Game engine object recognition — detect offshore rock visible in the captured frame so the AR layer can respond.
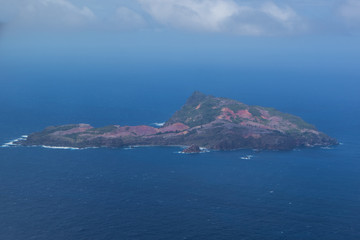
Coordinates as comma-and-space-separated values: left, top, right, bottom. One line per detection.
182, 145, 201, 153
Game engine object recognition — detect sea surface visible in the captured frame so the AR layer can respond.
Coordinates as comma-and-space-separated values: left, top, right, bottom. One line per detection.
0, 60, 359, 239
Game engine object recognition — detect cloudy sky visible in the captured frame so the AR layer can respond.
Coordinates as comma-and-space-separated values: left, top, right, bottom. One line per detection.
1, 0, 359, 77
1, 0, 360, 35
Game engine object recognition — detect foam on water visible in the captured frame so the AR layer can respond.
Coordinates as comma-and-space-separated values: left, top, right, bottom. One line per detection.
240, 155, 254, 160
41, 145, 81, 150
321, 146, 334, 150
176, 147, 210, 154
124, 146, 135, 150
152, 122, 165, 127
1, 135, 83, 150
1, 135, 28, 147
199, 147, 210, 153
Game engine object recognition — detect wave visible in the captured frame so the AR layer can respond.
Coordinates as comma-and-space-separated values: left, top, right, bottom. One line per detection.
124, 147, 136, 150
321, 146, 334, 150
1, 135, 83, 150
240, 155, 254, 160
40, 145, 81, 150
199, 147, 210, 153
1, 135, 28, 147
175, 147, 210, 154
152, 122, 165, 127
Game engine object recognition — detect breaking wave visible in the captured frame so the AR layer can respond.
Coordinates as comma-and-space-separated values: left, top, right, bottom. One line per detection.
240, 155, 254, 160
176, 147, 210, 154
152, 122, 165, 127
1, 135, 28, 147
41, 145, 80, 150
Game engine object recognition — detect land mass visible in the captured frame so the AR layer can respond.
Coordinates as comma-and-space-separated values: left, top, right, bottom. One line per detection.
20, 91, 337, 151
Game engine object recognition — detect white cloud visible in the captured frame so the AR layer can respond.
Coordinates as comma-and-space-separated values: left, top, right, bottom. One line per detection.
338, 0, 360, 23
261, 2, 299, 29
138, 0, 306, 35
111, 7, 146, 29
1, 0, 359, 35
14, 0, 96, 29
138, 0, 241, 32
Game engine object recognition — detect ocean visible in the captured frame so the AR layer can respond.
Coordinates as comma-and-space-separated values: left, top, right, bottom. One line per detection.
0, 58, 359, 239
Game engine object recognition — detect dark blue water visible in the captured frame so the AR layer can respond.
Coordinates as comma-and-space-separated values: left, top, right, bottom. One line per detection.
0, 58, 359, 239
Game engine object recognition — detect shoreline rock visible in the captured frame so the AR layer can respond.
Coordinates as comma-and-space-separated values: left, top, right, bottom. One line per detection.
182, 145, 201, 153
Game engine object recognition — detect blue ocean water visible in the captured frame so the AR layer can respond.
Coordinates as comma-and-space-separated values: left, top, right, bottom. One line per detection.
0, 57, 360, 239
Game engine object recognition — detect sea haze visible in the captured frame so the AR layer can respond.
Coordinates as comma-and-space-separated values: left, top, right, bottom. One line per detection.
0, 32, 359, 240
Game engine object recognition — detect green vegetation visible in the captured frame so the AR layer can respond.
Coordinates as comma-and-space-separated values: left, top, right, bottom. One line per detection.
43, 124, 80, 134
227, 103, 247, 112
87, 125, 118, 134
186, 129, 198, 135
167, 95, 222, 127
265, 107, 316, 130
186, 91, 207, 106
63, 133, 81, 140
248, 106, 262, 117
231, 117, 243, 124
212, 122, 225, 126
285, 128, 301, 134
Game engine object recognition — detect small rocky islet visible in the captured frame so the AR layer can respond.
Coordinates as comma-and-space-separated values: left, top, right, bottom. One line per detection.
20, 91, 337, 151
181, 144, 202, 154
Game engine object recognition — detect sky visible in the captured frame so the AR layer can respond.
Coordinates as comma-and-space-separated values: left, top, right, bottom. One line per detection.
0, 0, 359, 78
0, 0, 360, 35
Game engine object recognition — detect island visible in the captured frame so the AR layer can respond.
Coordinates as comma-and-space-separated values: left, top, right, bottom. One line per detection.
19, 91, 337, 151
